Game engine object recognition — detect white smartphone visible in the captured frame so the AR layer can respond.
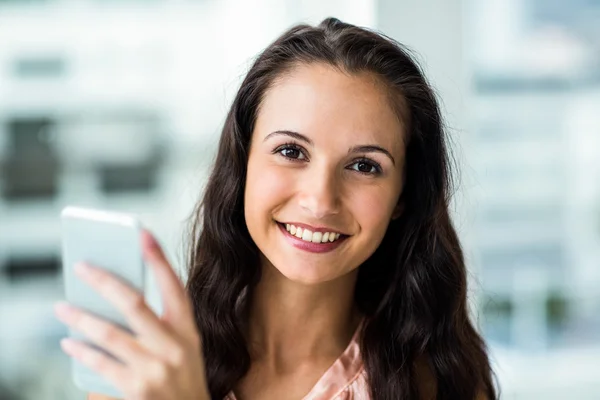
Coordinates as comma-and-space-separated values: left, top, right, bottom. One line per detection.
61, 206, 145, 398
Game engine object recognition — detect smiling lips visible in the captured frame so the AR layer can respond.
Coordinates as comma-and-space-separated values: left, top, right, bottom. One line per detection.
284, 223, 342, 243
277, 222, 347, 253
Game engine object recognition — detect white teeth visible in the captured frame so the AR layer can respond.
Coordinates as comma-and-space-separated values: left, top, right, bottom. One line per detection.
284, 224, 342, 244
311, 232, 322, 243
301, 229, 312, 241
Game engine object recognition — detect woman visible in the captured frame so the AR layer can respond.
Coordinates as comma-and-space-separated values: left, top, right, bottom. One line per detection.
55, 18, 497, 399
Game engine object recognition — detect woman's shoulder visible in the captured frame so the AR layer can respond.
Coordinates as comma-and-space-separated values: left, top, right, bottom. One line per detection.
413, 353, 491, 400
332, 366, 370, 399
414, 354, 437, 400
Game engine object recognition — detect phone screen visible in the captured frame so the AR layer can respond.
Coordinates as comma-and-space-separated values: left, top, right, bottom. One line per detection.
61, 206, 145, 397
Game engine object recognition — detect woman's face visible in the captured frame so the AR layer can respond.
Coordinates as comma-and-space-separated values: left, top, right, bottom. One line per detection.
244, 63, 406, 285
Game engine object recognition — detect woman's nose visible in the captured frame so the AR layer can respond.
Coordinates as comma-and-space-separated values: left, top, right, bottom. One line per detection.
297, 169, 341, 219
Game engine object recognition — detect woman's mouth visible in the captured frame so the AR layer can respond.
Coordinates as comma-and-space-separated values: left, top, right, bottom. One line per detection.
276, 222, 348, 253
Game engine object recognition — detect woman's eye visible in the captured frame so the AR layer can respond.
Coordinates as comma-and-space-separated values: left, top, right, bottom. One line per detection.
349, 160, 381, 175
278, 146, 306, 160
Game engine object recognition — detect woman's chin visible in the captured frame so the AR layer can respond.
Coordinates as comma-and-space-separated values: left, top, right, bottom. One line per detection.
271, 262, 348, 286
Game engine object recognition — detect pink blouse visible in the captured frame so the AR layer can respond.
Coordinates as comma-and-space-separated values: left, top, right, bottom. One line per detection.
224, 324, 370, 400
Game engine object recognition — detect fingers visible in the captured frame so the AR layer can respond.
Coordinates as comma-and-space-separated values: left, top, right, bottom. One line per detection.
60, 338, 132, 390
140, 231, 197, 338
56, 229, 206, 399
54, 301, 149, 366
73, 262, 180, 353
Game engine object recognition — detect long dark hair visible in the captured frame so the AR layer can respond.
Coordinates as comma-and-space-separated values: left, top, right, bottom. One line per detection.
186, 17, 497, 400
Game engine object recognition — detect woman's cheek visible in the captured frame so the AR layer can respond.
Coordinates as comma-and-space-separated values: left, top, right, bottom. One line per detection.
247, 161, 295, 210
353, 188, 397, 231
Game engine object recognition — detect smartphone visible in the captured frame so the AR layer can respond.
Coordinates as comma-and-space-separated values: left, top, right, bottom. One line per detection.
61, 206, 145, 398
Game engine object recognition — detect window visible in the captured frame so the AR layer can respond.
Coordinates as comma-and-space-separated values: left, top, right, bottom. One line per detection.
0, 117, 60, 201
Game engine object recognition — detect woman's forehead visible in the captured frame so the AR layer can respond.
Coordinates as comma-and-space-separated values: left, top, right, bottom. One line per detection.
255, 63, 406, 151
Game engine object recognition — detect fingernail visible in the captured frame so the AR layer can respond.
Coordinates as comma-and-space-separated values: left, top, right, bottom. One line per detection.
74, 262, 91, 277
54, 301, 73, 317
142, 230, 159, 249
60, 338, 75, 352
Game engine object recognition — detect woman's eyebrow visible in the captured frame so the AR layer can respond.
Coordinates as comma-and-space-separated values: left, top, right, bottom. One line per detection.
349, 145, 395, 165
263, 130, 313, 145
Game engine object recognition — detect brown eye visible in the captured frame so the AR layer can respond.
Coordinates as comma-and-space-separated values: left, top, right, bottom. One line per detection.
275, 144, 307, 160
281, 148, 301, 159
348, 159, 381, 175
357, 162, 373, 173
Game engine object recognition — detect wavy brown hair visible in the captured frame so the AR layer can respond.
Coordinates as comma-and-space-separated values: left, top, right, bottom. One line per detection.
186, 17, 497, 400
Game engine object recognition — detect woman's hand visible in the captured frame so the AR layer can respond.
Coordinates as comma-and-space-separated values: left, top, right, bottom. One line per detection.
54, 231, 209, 400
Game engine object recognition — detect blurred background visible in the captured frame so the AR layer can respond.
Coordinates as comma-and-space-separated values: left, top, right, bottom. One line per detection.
0, 0, 598, 398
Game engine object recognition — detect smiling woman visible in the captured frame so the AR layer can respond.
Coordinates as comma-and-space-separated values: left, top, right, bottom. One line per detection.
78, 17, 496, 400
185, 17, 497, 400
244, 64, 405, 286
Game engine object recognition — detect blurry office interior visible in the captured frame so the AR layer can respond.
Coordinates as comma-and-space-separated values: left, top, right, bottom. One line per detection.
0, 0, 599, 399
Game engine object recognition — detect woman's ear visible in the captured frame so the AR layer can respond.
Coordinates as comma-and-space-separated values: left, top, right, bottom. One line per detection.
391, 189, 405, 220
391, 201, 404, 220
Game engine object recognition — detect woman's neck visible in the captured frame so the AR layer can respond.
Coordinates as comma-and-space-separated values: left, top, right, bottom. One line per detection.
247, 259, 361, 371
